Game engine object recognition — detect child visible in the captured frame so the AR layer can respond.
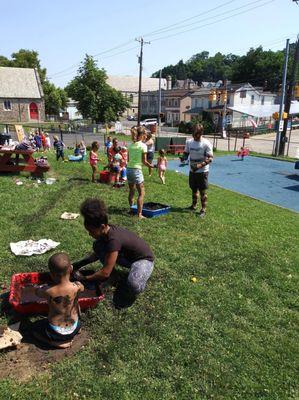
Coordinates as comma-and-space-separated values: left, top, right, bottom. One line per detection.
34, 130, 42, 152
110, 146, 123, 185
44, 133, 51, 151
79, 141, 87, 159
72, 198, 154, 309
53, 135, 65, 161
237, 146, 249, 160
74, 144, 81, 156
41, 131, 46, 151
105, 136, 112, 157
89, 141, 99, 183
32, 252, 84, 348
120, 146, 128, 181
157, 149, 167, 184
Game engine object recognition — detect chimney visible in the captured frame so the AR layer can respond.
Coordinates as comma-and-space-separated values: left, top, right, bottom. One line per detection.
166, 75, 172, 90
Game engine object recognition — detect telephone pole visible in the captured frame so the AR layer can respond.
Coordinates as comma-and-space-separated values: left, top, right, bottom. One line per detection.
279, 34, 299, 155
275, 38, 290, 157
136, 37, 150, 126
157, 69, 162, 136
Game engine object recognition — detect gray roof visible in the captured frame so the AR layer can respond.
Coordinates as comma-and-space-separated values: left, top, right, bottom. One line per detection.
107, 75, 167, 92
0, 67, 43, 99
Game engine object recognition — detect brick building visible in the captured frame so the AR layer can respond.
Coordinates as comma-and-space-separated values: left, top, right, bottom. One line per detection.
0, 67, 45, 123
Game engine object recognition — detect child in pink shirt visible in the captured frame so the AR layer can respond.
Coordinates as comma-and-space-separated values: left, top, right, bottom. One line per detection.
157, 149, 167, 184
89, 141, 99, 183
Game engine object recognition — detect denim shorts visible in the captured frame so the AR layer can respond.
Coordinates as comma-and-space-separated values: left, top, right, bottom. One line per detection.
126, 168, 144, 185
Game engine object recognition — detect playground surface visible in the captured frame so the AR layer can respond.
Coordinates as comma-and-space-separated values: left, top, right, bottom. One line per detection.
168, 155, 299, 213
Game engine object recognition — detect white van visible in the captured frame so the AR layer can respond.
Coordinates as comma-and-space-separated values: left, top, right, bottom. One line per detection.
140, 118, 157, 126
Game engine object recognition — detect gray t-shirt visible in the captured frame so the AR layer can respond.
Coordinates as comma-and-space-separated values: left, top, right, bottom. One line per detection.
184, 137, 213, 173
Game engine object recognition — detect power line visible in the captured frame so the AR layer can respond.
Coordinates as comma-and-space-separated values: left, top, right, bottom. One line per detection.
47, 46, 140, 81
146, 0, 266, 38
142, 0, 237, 37
48, 0, 270, 79
151, 0, 275, 43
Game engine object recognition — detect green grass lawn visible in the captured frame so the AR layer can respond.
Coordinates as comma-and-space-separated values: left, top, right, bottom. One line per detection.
0, 151, 298, 400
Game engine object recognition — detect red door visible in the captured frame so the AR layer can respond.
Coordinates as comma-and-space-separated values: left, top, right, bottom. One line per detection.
29, 102, 39, 120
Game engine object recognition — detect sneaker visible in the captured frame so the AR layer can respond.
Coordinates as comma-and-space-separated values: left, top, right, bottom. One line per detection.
198, 209, 206, 218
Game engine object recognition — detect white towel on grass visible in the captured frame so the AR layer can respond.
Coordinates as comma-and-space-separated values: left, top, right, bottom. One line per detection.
10, 239, 60, 256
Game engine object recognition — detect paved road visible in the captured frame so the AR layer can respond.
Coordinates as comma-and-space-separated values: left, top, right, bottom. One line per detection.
208, 129, 299, 158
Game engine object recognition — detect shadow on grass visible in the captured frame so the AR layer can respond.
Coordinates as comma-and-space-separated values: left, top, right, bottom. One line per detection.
68, 177, 90, 183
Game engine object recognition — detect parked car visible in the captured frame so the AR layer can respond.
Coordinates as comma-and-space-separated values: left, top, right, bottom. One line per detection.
127, 115, 137, 121
140, 118, 157, 126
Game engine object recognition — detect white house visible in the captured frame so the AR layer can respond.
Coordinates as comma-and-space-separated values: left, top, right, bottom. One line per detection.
186, 83, 277, 128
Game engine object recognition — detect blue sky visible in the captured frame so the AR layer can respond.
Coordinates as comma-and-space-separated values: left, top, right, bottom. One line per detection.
0, 0, 298, 88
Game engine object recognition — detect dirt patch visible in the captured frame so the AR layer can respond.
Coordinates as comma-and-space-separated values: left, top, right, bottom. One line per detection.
0, 327, 89, 382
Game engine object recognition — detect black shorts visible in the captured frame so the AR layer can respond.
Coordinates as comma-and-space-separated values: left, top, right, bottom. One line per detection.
189, 172, 209, 192
33, 318, 81, 342
147, 152, 154, 163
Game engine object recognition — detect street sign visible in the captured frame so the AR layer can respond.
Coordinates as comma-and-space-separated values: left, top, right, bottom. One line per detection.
279, 120, 284, 131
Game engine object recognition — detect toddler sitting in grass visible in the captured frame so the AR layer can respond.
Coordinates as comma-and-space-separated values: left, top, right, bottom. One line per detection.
32, 252, 84, 349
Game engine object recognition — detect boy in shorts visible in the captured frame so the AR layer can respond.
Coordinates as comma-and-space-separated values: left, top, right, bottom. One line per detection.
32, 252, 84, 348
180, 124, 213, 218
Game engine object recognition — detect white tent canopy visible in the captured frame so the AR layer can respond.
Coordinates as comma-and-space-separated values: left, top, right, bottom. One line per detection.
227, 101, 299, 118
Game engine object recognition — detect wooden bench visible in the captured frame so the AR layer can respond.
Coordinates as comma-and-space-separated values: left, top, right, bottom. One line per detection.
0, 148, 50, 177
166, 145, 185, 155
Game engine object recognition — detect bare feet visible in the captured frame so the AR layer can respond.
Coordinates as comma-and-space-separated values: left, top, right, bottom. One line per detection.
137, 214, 146, 219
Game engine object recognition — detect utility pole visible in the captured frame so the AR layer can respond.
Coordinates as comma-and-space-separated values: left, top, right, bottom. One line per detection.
279, 35, 299, 155
157, 69, 162, 136
222, 79, 228, 138
136, 37, 150, 126
275, 39, 290, 157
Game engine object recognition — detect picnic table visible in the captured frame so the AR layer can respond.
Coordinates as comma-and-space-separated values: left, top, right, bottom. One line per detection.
0, 147, 50, 177
166, 144, 185, 155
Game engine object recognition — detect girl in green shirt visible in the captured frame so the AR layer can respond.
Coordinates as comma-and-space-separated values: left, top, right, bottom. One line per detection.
127, 127, 153, 218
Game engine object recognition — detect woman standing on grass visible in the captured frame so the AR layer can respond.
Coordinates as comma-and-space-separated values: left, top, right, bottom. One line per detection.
127, 126, 153, 218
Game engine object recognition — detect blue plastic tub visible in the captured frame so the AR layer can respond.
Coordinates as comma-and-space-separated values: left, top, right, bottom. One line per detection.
131, 202, 171, 218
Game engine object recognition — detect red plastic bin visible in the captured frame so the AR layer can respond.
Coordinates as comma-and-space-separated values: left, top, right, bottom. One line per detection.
99, 170, 116, 183
9, 272, 104, 315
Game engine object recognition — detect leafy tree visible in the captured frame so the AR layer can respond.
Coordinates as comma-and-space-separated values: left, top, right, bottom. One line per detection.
43, 80, 68, 115
66, 55, 129, 123
151, 46, 294, 91
10, 49, 47, 82
0, 55, 11, 66
231, 47, 284, 90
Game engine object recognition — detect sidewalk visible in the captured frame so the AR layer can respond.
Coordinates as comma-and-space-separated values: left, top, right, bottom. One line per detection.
208, 129, 299, 158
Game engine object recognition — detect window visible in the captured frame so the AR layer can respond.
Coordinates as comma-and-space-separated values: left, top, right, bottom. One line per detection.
174, 99, 178, 106
251, 95, 254, 105
261, 96, 265, 105
4, 100, 12, 110
129, 94, 134, 102
240, 90, 247, 98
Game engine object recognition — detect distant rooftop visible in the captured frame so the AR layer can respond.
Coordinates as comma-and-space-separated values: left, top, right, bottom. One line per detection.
0, 67, 43, 98
107, 75, 167, 92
